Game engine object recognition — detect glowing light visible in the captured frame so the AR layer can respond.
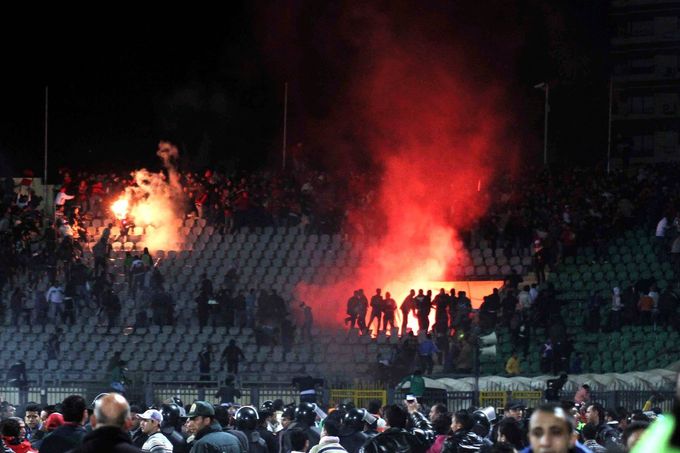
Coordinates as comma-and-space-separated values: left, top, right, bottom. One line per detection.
111, 198, 129, 220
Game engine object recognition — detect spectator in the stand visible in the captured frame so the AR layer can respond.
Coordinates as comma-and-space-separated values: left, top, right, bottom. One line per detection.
345, 291, 359, 329
355, 290, 368, 333
195, 289, 210, 329
415, 290, 429, 333
655, 214, 670, 259
532, 240, 546, 284
368, 289, 383, 333
301, 301, 314, 341
610, 287, 622, 331
658, 286, 679, 328
102, 288, 122, 328
54, 188, 75, 215
417, 335, 439, 375
9, 289, 24, 326
505, 352, 520, 376
198, 344, 212, 382
46, 281, 65, 322
244, 289, 256, 328
92, 235, 110, 278
221, 340, 246, 375
637, 292, 654, 326
400, 290, 416, 335
433, 289, 450, 334
382, 293, 396, 332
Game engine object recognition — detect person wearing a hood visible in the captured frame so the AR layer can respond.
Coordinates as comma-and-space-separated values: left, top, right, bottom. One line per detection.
610, 287, 622, 331
520, 403, 591, 453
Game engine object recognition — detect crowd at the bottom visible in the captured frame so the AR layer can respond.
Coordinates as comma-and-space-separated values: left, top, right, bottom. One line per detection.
0, 385, 675, 453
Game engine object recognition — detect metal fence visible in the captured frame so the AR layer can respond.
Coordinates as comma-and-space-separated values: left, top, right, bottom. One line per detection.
330, 389, 387, 408
589, 390, 676, 413
2, 381, 675, 416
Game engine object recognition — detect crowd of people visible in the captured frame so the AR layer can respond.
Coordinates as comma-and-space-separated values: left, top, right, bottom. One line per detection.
2, 161, 680, 331
0, 384, 676, 453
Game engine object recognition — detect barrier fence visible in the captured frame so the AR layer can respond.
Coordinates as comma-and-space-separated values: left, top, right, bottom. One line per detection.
0, 382, 674, 416
329, 389, 388, 408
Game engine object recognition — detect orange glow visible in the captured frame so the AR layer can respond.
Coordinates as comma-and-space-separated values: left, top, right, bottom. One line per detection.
111, 198, 129, 220
104, 142, 185, 252
398, 280, 504, 335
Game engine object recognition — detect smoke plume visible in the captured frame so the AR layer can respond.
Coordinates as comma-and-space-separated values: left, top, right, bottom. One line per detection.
116, 141, 185, 251
291, 3, 520, 328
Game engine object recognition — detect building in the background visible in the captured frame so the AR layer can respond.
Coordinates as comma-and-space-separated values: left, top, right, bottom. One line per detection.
610, 0, 680, 164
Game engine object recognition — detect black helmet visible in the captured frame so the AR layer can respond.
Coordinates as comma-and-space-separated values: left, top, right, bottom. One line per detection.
336, 402, 355, 412
161, 403, 182, 430
235, 406, 259, 430
344, 408, 365, 430
472, 406, 497, 438
295, 402, 316, 426
261, 400, 274, 412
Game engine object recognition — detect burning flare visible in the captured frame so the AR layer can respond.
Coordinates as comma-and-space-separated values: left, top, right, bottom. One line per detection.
111, 197, 129, 220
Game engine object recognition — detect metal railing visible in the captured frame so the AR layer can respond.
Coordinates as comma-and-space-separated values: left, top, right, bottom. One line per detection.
2, 380, 675, 417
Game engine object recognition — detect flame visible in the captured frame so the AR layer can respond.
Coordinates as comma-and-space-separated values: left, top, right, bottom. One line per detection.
111, 197, 129, 220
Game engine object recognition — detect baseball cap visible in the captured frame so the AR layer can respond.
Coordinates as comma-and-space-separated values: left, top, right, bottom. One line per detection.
137, 409, 163, 424
506, 401, 526, 411
186, 401, 215, 418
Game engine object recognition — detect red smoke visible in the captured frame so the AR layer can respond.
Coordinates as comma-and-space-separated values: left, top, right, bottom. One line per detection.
293, 6, 519, 329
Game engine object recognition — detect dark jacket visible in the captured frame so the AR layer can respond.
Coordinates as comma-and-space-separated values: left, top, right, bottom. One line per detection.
339, 428, 368, 453
358, 412, 434, 453
440, 429, 485, 453
519, 441, 592, 453
68, 426, 142, 453
594, 421, 620, 447
191, 421, 242, 453
160, 426, 188, 453
39, 423, 87, 453
255, 427, 277, 453
223, 427, 248, 453
280, 422, 321, 453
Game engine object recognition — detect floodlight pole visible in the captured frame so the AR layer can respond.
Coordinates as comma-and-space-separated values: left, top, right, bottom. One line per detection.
607, 77, 613, 175
282, 82, 288, 171
534, 82, 549, 167
44, 87, 49, 216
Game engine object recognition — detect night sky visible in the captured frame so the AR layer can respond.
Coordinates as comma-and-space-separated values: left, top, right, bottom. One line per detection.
0, 1, 610, 179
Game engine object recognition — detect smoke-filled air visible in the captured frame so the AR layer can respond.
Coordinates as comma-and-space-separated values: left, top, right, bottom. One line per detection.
295, 8, 516, 330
